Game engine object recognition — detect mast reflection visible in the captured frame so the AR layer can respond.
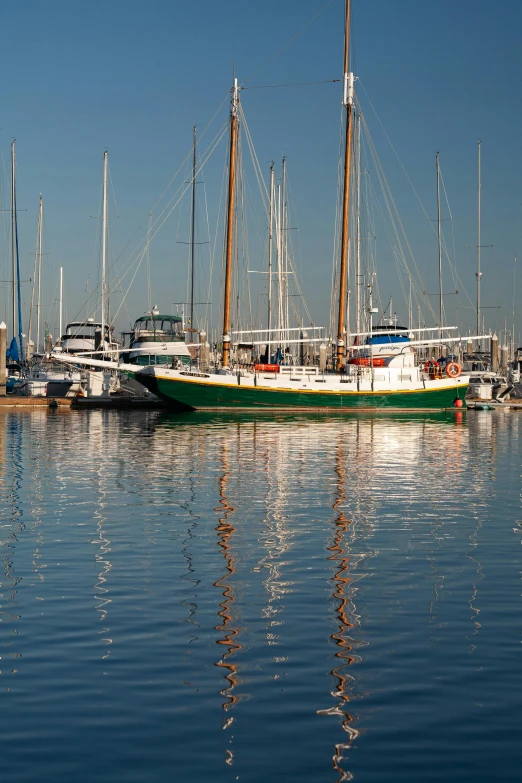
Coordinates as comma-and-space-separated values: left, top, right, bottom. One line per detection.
319, 436, 361, 782
180, 468, 200, 643
90, 412, 113, 661
214, 440, 240, 764
0, 414, 24, 678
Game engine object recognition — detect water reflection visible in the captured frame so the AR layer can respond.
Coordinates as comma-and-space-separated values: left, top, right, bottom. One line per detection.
319, 439, 360, 782
180, 468, 200, 644
0, 414, 24, 679
214, 440, 240, 766
0, 408, 521, 783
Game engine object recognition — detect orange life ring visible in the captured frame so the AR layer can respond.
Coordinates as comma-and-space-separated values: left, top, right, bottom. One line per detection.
446, 362, 461, 378
423, 359, 439, 372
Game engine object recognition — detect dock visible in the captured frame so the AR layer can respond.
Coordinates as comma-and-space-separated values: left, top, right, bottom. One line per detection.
72, 395, 164, 409
0, 395, 164, 409
0, 396, 73, 407
466, 399, 522, 410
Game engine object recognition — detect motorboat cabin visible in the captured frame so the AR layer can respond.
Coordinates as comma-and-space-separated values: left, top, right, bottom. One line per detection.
61, 320, 115, 355
347, 326, 415, 368
121, 313, 191, 367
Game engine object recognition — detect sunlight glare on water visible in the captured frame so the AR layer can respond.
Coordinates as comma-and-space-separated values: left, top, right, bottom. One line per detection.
0, 408, 520, 782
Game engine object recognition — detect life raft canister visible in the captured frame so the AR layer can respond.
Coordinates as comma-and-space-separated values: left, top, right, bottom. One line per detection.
347, 357, 385, 367
254, 364, 280, 373
446, 362, 462, 378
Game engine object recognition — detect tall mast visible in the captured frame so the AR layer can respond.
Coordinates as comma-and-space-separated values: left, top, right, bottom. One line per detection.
11, 142, 24, 362
355, 111, 361, 337
277, 182, 283, 346
436, 152, 443, 344
28, 193, 41, 353
190, 125, 197, 329
36, 195, 43, 353
101, 150, 108, 352
221, 78, 239, 368
477, 139, 481, 338
59, 266, 63, 344
267, 162, 275, 362
281, 156, 288, 353
11, 142, 16, 341
336, 0, 354, 371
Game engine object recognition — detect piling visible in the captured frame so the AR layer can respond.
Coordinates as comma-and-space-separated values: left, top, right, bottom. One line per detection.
490, 334, 499, 371
199, 330, 210, 371
319, 343, 327, 371
300, 331, 307, 365
500, 344, 509, 373
0, 322, 6, 396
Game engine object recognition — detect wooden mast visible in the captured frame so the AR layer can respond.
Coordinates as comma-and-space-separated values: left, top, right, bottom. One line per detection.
190, 125, 197, 330
336, 0, 354, 371
222, 78, 239, 368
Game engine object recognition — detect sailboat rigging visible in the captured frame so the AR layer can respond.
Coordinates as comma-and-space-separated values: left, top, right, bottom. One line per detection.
130, 0, 474, 410
54, 0, 487, 410
336, 0, 354, 372
222, 78, 239, 369
9, 141, 24, 363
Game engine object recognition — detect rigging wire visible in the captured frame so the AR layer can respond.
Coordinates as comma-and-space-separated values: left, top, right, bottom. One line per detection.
240, 0, 337, 87
243, 79, 340, 90
358, 98, 439, 325
357, 78, 476, 319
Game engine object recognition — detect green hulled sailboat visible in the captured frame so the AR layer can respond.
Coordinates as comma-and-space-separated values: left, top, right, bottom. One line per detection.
135, 1, 470, 412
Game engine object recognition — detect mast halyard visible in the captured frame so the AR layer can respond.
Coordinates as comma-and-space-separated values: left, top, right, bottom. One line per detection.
222, 78, 239, 368
267, 162, 275, 363
28, 194, 43, 354
355, 111, 361, 338
281, 156, 288, 356
10, 141, 16, 343
37, 195, 43, 353
436, 152, 443, 346
59, 266, 63, 344
190, 125, 197, 330
101, 150, 108, 353
276, 182, 283, 347
11, 141, 24, 362
336, 0, 354, 371
477, 139, 481, 340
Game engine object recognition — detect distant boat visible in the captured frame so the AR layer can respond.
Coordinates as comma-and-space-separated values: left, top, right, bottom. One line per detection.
121, 311, 191, 368
60, 319, 115, 356
18, 363, 82, 398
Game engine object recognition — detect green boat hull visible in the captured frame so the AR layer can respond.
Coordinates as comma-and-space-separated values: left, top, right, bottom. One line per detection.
137, 372, 468, 411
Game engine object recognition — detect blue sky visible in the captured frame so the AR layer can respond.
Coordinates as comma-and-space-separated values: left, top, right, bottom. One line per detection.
1, 0, 521, 344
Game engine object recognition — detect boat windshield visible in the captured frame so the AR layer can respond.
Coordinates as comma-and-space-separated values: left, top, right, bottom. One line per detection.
133, 315, 184, 340
64, 323, 104, 338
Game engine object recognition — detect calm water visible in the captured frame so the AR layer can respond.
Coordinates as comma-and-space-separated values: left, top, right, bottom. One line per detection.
0, 408, 521, 782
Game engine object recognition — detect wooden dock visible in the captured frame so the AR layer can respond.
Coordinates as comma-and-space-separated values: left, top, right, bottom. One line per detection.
0, 396, 73, 407
0, 395, 163, 409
